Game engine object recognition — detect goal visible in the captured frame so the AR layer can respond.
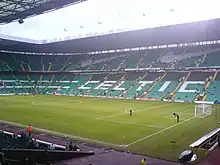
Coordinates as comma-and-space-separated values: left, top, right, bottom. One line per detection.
195, 103, 212, 118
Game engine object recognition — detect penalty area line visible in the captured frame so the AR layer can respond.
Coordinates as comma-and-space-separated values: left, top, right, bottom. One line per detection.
98, 118, 165, 129
97, 104, 169, 120
126, 116, 196, 147
0, 120, 126, 147
164, 108, 192, 119
96, 112, 126, 120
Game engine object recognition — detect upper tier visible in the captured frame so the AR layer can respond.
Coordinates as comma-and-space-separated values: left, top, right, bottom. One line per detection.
1, 45, 220, 71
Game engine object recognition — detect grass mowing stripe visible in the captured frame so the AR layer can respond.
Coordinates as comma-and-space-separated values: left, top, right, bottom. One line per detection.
96, 112, 126, 120
0, 120, 126, 147
164, 108, 192, 118
97, 104, 170, 120
126, 116, 196, 147
1, 95, 217, 162
98, 118, 165, 129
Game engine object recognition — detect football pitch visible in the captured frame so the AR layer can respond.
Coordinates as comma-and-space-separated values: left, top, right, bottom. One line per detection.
0, 95, 219, 161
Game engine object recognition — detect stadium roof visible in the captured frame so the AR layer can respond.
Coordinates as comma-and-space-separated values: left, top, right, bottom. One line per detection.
1, 18, 220, 53
0, 0, 84, 24
0, 0, 220, 44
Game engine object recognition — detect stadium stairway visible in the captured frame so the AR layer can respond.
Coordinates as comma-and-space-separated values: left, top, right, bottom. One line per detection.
60, 56, 74, 71
170, 72, 191, 100
194, 76, 212, 102
70, 74, 93, 96
67, 79, 87, 96
27, 64, 32, 71
123, 51, 145, 68
169, 47, 204, 68
138, 50, 162, 68
135, 72, 162, 98
123, 72, 148, 98
151, 48, 170, 68
200, 52, 207, 65
204, 71, 220, 102
86, 74, 108, 96
20, 63, 25, 71
118, 55, 129, 70
105, 73, 126, 97
143, 72, 167, 98
174, 72, 213, 102
47, 62, 52, 71
0, 61, 9, 71
50, 74, 73, 95
200, 48, 220, 67
163, 72, 187, 100
116, 72, 146, 99
146, 72, 185, 100
198, 72, 217, 101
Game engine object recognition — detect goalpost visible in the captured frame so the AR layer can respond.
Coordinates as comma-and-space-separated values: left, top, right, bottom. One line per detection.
195, 102, 213, 118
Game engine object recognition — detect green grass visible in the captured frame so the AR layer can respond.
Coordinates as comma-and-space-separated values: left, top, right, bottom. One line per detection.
0, 95, 219, 162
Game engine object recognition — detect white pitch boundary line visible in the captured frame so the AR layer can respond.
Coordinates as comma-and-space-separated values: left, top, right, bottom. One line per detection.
124, 104, 170, 113
98, 118, 165, 129
126, 116, 196, 147
0, 120, 126, 147
96, 112, 126, 120
164, 108, 192, 119
96, 104, 170, 120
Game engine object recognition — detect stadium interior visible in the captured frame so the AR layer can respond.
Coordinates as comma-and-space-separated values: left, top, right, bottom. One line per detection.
1, 0, 220, 165
0, 45, 220, 103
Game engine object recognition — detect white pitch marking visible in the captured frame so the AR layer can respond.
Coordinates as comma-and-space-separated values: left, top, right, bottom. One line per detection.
126, 116, 196, 147
164, 108, 192, 118
96, 104, 170, 120
96, 112, 127, 120
98, 118, 165, 129
0, 120, 126, 147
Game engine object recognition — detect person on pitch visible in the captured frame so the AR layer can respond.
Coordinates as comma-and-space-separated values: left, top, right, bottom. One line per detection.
176, 113, 180, 123
130, 109, 133, 116
173, 112, 179, 123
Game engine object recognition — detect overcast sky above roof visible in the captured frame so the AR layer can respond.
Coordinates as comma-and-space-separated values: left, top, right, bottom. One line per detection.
0, 0, 219, 41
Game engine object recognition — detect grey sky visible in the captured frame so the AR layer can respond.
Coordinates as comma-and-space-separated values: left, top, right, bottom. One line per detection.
0, 0, 219, 41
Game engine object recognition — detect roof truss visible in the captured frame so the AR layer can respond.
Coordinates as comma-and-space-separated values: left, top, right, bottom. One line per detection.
0, 0, 84, 24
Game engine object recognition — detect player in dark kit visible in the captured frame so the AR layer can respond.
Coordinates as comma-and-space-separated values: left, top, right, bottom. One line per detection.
173, 112, 179, 123
130, 110, 133, 116
176, 114, 180, 123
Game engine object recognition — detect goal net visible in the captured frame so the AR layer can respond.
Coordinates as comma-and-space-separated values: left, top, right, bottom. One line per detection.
195, 103, 212, 118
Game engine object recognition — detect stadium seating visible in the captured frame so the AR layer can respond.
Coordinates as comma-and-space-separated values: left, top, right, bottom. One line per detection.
174, 72, 213, 102
201, 48, 220, 67
1, 46, 219, 72
205, 73, 220, 102
135, 72, 163, 98
88, 74, 107, 96
123, 72, 146, 98
139, 49, 164, 68
0, 131, 47, 150
147, 72, 186, 100
174, 47, 204, 68
123, 51, 145, 68
1, 46, 220, 102
105, 73, 125, 97
0, 70, 218, 102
